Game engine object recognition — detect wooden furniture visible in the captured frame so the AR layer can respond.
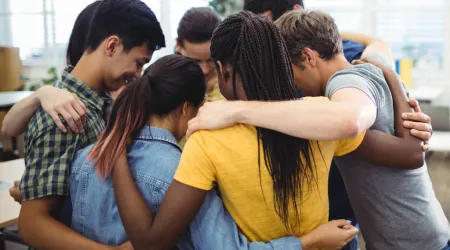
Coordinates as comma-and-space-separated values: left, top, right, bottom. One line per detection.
0, 47, 22, 92
0, 159, 24, 229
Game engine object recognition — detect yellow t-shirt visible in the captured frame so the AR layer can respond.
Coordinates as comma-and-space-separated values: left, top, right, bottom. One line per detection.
174, 98, 365, 242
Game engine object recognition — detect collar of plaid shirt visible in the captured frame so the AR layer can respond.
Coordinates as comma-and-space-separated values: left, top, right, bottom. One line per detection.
61, 66, 108, 112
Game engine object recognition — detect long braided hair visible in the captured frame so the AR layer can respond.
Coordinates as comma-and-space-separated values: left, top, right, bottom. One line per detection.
211, 11, 317, 229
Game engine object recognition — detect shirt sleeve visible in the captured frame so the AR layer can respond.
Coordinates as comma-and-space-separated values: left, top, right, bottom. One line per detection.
174, 131, 216, 190
325, 73, 380, 108
342, 39, 365, 62
20, 122, 82, 201
186, 188, 302, 250
334, 130, 366, 157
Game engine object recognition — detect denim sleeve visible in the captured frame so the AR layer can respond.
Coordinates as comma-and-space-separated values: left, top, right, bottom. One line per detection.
342, 39, 365, 62
187, 189, 302, 250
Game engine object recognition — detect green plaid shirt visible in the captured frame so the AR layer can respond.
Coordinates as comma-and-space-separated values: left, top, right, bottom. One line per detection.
20, 70, 107, 201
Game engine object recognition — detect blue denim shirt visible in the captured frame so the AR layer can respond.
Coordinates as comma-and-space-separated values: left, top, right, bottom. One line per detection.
70, 126, 301, 249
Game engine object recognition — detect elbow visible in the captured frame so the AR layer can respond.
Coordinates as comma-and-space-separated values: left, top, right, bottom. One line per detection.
409, 150, 425, 169
340, 117, 364, 139
1, 117, 18, 137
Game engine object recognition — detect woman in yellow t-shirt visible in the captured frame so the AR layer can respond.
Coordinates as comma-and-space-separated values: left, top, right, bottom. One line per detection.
110, 11, 361, 250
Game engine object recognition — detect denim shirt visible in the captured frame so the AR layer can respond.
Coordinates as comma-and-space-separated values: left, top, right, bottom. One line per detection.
70, 126, 301, 249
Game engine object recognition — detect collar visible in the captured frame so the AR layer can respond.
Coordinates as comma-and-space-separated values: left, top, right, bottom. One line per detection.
135, 126, 181, 152
60, 67, 105, 112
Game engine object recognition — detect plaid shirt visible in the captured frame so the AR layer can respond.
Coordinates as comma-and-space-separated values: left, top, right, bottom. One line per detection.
20, 69, 108, 201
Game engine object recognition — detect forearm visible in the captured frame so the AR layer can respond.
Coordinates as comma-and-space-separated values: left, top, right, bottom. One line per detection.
1, 93, 40, 136
112, 156, 155, 250
232, 100, 364, 140
354, 129, 424, 169
19, 201, 110, 250
340, 32, 394, 67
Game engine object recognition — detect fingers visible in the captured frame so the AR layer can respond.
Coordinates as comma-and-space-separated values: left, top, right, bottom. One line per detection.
72, 93, 87, 128
57, 108, 79, 133
410, 129, 432, 142
345, 225, 359, 238
402, 112, 431, 123
14, 180, 19, 187
332, 219, 351, 227
48, 111, 67, 133
408, 98, 421, 113
403, 120, 432, 133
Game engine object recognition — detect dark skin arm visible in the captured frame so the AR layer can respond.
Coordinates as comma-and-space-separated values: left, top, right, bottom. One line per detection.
18, 197, 130, 250
352, 58, 425, 169
112, 151, 207, 250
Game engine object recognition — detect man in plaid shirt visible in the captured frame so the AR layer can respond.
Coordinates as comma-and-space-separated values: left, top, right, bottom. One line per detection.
15, 1, 165, 249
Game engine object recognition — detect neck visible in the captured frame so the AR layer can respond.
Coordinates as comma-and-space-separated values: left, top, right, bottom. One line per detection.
148, 115, 178, 140
70, 51, 104, 92
319, 54, 351, 95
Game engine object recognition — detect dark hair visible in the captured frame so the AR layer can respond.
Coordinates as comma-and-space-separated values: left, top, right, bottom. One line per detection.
244, 0, 304, 21
66, 1, 102, 66
177, 7, 221, 47
85, 0, 165, 54
210, 11, 317, 229
275, 10, 343, 67
89, 54, 206, 177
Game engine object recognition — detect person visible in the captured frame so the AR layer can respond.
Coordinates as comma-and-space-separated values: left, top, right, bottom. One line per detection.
71, 54, 311, 249
108, 11, 428, 250
175, 7, 224, 102
14, 0, 166, 249
187, 10, 450, 250
241, 2, 418, 249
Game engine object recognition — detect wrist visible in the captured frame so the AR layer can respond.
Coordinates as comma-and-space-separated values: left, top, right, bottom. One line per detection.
230, 101, 248, 124
299, 233, 317, 250
35, 85, 50, 104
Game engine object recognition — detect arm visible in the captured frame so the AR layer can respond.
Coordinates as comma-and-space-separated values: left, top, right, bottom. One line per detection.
1, 85, 86, 136
352, 59, 424, 169
19, 197, 116, 250
188, 91, 376, 141
18, 124, 123, 250
340, 32, 394, 68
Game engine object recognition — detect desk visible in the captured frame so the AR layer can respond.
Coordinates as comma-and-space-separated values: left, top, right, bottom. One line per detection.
429, 131, 450, 152
408, 87, 444, 104
0, 159, 24, 228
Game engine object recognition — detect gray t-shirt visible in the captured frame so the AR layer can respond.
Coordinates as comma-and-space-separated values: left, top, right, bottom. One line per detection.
325, 64, 450, 250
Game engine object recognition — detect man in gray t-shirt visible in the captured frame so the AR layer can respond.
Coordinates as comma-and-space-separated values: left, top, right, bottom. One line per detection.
326, 63, 450, 250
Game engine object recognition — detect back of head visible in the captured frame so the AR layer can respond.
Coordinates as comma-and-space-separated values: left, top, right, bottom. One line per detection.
210, 11, 316, 230
66, 1, 102, 66
90, 54, 206, 178
86, 0, 166, 53
244, 0, 304, 21
177, 7, 221, 46
274, 9, 343, 67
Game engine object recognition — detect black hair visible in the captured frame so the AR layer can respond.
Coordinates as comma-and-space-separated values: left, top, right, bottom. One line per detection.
244, 0, 304, 21
177, 7, 221, 47
66, 1, 101, 66
91, 54, 206, 177
85, 0, 165, 54
210, 11, 317, 230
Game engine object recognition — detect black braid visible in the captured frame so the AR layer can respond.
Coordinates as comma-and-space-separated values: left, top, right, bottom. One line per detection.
211, 11, 318, 230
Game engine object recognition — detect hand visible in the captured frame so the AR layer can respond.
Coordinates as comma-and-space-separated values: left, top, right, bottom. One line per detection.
116, 241, 134, 250
186, 100, 238, 139
9, 180, 22, 204
402, 98, 432, 151
36, 85, 87, 133
300, 220, 359, 250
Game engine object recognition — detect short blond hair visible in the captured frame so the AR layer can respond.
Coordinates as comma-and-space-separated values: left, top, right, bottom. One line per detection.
274, 9, 343, 66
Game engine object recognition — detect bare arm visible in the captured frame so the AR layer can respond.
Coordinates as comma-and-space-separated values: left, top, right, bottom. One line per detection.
340, 32, 394, 68
19, 197, 121, 250
1, 85, 86, 136
188, 89, 376, 141
352, 59, 424, 169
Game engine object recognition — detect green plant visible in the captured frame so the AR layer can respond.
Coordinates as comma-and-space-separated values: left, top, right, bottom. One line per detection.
209, 0, 243, 17
27, 67, 58, 91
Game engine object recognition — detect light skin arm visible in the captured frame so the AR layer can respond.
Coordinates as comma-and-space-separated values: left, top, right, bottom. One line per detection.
340, 32, 394, 68
188, 89, 376, 141
112, 149, 358, 250
19, 197, 130, 250
1, 85, 86, 136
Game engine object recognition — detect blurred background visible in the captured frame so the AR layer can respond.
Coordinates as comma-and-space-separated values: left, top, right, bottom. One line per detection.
0, 1, 449, 249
